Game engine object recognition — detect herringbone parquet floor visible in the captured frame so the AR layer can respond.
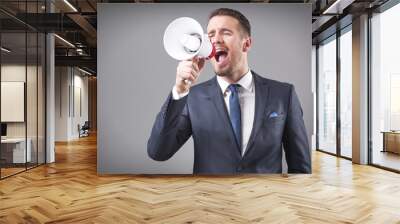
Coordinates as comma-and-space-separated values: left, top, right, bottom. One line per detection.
1, 134, 400, 223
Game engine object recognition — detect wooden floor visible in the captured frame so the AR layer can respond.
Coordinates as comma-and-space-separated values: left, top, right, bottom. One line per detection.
372, 151, 400, 171
0, 167, 26, 178
1, 134, 400, 223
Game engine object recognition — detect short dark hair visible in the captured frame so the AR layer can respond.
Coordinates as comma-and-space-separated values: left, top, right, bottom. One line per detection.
208, 8, 251, 37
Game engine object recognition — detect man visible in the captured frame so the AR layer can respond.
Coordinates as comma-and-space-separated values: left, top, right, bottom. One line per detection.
147, 8, 311, 174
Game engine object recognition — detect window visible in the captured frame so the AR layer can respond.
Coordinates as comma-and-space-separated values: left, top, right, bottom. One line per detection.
316, 25, 353, 159
317, 36, 337, 154
339, 28, 352, 158
370, 3, 400, 171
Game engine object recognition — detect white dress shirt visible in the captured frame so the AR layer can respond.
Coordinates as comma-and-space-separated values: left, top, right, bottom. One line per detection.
172, 70, 255, 156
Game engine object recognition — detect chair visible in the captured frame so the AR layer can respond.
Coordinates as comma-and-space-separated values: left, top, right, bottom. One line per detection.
78, 121, 90, 138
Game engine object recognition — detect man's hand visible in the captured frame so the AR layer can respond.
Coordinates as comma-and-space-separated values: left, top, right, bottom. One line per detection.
175, 57, 205, 94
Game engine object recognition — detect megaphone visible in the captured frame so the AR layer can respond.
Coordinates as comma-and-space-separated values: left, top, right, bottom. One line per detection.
163, 17, 215, 61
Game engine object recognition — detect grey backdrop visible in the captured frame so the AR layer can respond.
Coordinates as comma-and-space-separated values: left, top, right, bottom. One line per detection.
98, 3, 312, 174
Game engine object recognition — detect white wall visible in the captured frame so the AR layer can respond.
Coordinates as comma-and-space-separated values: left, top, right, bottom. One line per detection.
1, 65, 39, 138
55, 66, 69, 141
72, 72, 89, 138
55, 67, 89, 141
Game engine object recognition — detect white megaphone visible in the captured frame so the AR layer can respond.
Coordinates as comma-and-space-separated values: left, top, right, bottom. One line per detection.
163, 17, 215, 61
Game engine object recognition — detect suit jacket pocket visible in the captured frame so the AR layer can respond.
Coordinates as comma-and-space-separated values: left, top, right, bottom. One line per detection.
267, 114, 285, 121
260, 114, 286, 144
263, 115, 286, 129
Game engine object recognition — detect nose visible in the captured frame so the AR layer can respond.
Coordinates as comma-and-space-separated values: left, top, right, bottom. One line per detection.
210, 33, 223, 45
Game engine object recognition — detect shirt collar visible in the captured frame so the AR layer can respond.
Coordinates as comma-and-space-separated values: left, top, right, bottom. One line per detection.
216, 69, 254, 94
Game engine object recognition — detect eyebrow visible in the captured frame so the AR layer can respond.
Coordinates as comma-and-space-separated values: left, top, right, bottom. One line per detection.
208, 28, 233, 35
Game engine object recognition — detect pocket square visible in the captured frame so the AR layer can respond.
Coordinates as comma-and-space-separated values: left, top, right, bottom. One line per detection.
269, 112, 279, 118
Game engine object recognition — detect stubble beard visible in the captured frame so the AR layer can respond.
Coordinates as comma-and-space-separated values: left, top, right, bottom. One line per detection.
214, 65, 234, 78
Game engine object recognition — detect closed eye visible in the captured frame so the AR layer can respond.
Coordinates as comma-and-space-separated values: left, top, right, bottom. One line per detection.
223, 31, 232, 35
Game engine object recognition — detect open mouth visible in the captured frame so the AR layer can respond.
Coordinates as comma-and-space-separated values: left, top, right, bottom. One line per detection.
215, 49, 228, 63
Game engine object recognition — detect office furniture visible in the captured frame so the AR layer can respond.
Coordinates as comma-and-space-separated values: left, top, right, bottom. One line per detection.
79, 121, 90, 138
0, 138, 32, 165
382, 131, 400, 154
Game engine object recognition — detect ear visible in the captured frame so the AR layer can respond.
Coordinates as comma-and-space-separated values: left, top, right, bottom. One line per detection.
242, 36, 252, 52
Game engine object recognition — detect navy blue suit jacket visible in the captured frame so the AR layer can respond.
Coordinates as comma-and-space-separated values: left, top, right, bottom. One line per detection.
147, 72, 311, 174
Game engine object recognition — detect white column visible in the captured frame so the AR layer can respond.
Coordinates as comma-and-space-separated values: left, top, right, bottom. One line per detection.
46, 1, 55, 163
46, 33, 55, 163
352, 14, 369, 164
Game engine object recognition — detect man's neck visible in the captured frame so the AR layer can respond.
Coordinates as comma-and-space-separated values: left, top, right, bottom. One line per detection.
221, 68, 249, 84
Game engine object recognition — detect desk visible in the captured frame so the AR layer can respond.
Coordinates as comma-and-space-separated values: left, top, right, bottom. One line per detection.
1, 138, 31, 163
382, 131, 400, 154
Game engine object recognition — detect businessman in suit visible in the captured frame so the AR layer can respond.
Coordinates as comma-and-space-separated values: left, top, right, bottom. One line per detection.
148, 8, 311, 174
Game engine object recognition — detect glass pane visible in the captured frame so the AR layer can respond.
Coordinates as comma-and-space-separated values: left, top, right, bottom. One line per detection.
38, 32, 45, 165
27, 31, 38, 169
318, 37, 337, 154
0, 1, 46, 178
371, 3, 400, 171
340, 29, 352, 158
1, 31, 27, 178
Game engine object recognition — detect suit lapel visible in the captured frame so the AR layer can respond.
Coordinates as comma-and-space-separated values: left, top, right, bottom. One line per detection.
206, 77, 242, 154
243, 72, 270, 158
